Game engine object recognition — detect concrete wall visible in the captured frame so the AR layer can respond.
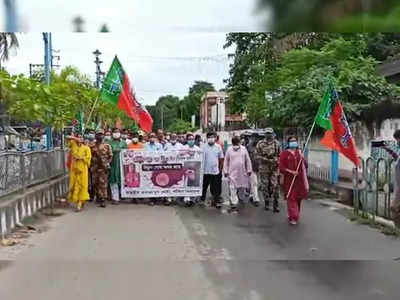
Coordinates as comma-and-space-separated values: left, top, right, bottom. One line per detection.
0, 175, 68, 238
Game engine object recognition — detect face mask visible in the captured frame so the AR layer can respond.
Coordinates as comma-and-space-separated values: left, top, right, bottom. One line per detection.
288, 141, 298, 149
208, 137, 215, 144
132, 138, 138, 143
121, 134, 127, 139
104, 135, 111, 141
187, 140, 195, 147
88, 134, 95, 140
113, 132, 121, 139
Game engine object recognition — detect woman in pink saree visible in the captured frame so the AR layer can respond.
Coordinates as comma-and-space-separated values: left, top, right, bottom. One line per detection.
279, 136, 309, 225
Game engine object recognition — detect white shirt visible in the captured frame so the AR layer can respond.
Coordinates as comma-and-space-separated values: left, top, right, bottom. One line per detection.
202, 143, 224, 175
164, 142, 184, 151
183, 144, 200, 151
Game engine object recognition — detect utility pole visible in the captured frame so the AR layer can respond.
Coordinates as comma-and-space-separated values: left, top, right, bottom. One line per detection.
43, 32, 52, 150
93, 49, 104, 89
4, 0, 17, 31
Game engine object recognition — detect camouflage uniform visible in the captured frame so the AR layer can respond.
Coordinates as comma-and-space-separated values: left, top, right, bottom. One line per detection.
256, 136, 281, 211
90, 142, 113, 206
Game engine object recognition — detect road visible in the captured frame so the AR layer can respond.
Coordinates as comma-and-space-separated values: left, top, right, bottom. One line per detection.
1, 192, 400, 299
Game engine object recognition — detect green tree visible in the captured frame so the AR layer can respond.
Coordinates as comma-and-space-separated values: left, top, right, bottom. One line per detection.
0, 33, 19, 69
168, 119, 193, 133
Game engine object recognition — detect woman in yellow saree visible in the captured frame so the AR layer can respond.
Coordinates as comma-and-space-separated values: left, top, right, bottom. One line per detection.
66, 135, 91, 211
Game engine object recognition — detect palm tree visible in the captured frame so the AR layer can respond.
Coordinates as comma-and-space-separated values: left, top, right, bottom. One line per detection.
0, 33, 19, 69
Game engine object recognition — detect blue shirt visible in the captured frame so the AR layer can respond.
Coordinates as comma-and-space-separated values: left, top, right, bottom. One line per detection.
201, 143, 224, 175
145, 142, 163, 152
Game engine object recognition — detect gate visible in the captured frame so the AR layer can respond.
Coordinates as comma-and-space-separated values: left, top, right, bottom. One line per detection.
353, 156, 394, 220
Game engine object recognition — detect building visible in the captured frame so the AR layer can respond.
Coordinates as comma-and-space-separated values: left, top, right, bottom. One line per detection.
200, 91, 246, 131
200, 92, 227, 131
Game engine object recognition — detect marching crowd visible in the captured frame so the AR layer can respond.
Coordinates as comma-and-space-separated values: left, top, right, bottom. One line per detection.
66, 127, 309, 225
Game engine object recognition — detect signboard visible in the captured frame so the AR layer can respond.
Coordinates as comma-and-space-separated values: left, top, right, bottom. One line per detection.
120, 150, 204, 198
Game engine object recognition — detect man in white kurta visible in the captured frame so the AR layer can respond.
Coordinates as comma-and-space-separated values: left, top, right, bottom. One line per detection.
223, 136, 252, 212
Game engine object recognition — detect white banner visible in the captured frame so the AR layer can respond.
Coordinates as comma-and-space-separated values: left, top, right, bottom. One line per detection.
120, 149, 204, 198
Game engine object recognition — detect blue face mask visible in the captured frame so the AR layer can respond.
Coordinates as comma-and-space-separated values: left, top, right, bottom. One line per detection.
288, 141, 298, 149
187, 140, 195, 147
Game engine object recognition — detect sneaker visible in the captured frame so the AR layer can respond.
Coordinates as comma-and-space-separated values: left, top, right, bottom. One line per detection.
289, 220, 297, 225
253, 201, 260, 207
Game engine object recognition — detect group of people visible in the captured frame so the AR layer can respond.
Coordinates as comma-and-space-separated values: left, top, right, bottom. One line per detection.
66, 127, 309, 225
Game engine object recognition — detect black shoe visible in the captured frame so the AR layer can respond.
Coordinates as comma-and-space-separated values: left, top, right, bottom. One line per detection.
253, 201, 260, 207
131, 199, 138, 204
100, 203, 106, 208
215, 202, 222, 209
264, 205, 270, 211
149, 200, 155, 206
273, 207, 280, 213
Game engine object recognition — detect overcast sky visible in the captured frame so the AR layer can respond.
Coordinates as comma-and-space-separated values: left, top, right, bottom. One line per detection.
1, 0, 263, 105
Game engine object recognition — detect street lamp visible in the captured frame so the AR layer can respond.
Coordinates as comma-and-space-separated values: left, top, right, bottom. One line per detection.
93, 50, 104, 89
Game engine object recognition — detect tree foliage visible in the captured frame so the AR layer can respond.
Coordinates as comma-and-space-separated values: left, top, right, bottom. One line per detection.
257, 0, 400, 31
149, 81, 215, 131
225, 33, 400, 129
0, 66, 137, 130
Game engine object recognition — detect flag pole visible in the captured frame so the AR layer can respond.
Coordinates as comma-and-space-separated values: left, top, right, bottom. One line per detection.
85, 95, 100, 130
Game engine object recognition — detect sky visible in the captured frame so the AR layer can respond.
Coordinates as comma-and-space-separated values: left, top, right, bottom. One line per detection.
1, 0, 263, 105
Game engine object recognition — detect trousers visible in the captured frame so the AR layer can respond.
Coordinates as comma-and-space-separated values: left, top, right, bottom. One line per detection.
201, 174, 222, 202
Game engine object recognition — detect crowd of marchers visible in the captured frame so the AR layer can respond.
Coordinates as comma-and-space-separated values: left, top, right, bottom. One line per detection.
66, 127, 309, 225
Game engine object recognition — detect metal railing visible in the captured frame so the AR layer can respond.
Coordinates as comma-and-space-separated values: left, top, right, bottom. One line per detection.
353, 157, 395, 220
305, 148, 338, 184
0, 149, 66, 199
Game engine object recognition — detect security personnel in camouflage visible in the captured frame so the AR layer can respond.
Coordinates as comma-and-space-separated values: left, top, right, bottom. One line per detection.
90, 129, 113, 207
256, 128, 281, 212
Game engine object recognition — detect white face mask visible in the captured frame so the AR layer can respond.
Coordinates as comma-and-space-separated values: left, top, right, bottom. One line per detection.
113, 132, 121, 139
132, 138, 139, 143
208, 137, 215, 144
121, 134, 127, 139
104, 135, 111, 141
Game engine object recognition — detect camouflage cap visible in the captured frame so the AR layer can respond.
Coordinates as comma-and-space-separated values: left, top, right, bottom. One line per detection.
264, 128, 274, 134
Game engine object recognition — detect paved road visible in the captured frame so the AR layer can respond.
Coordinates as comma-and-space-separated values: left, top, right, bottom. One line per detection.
1, 196, 400, 299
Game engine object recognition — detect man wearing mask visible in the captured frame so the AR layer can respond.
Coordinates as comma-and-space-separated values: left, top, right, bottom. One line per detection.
164, 133, 184, 151
256, 128, 281, 212
128, 132, 144, 150
104, 131, 112, 142
200, 132, 224, 208
145, 132, 163, 206
107, 128, 128, 205
91, 129, 113, 208
183, 133, 201, 206
145, 132, 163, 152
247, 133, 261, 206
195, 134, 202, 148
223, 136, 252, 213
164, 133, 184, 205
